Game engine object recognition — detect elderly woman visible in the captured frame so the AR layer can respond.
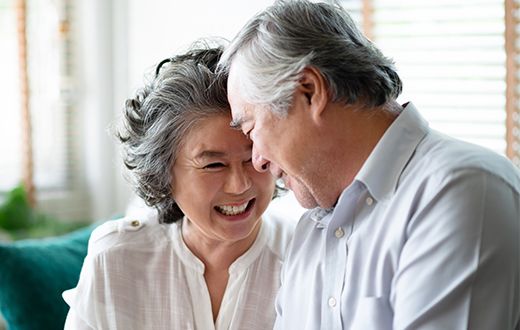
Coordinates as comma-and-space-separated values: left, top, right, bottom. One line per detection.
62, 43, 294, 329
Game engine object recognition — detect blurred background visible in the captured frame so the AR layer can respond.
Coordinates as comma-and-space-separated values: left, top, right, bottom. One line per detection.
0, 0, 519, 235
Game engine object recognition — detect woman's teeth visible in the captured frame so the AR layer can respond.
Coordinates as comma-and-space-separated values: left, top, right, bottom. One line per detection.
216, 201, 249, 216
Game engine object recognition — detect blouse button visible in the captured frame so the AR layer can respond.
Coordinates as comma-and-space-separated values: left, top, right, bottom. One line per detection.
328, 297, 337, 307
334, 227, 344, 238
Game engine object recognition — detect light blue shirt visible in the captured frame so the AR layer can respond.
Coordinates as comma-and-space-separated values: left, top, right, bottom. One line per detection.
274, 103, 520, 330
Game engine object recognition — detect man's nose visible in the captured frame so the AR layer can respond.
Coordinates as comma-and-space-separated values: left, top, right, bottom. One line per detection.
252, 145, 270, 173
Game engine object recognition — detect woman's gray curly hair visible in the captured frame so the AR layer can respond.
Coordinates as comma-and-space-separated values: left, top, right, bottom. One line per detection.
117, 42, 229, 223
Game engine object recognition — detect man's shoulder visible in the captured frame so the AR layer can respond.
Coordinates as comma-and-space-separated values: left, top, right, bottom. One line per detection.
406, 131, 520, 191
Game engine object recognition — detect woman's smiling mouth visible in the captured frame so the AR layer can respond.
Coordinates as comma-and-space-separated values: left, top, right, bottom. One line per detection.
215, 198, 256, 216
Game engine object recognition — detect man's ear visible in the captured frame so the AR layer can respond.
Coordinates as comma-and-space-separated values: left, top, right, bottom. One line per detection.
296, 67, 328, 122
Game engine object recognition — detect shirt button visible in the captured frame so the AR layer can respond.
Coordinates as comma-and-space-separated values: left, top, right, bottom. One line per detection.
130, 220, 140, 227
334, 227, 344, 238
366, 196, 374, 206
328, 297, 337, 307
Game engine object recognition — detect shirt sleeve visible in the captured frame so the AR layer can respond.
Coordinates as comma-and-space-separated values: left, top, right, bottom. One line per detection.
62, 253, 104, 329
63, 304, 95, 330
392, 168, 520, 330
273, 258, 285, 330
61, 220, 121, 329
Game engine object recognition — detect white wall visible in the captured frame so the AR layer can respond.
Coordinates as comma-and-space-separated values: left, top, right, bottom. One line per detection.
126, 0, 274, 93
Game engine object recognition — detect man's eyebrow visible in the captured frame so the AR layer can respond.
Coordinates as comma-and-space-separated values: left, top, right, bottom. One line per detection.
229, 116, 244, 130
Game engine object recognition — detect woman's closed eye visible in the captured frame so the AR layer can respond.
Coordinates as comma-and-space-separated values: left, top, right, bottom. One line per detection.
203, 162, 226, 170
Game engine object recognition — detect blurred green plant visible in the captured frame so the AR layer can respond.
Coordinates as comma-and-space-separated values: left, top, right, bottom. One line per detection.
0, 185, 34, 231
0, 184, 89, 240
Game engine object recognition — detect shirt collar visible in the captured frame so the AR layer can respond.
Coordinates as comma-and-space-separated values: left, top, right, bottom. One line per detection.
355, 102, 429, 202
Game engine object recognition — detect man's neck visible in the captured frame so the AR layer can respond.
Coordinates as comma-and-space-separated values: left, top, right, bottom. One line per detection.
322, 100, 401, 203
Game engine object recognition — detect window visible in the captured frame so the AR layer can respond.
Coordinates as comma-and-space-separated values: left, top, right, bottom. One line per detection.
0, 0, 22, 190
341, 0, 520, 166
506, 0, 520, 165
26, 0, 72, 190
0, 0, 88, 219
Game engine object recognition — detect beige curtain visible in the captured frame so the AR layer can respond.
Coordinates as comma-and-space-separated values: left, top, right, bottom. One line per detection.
16, 0, 35, 206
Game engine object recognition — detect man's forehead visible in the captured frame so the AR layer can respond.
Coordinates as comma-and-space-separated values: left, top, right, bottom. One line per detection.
227, 60, 244, 94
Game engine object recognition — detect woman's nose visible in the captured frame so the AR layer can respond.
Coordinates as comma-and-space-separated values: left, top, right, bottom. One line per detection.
225, 166, 252, 194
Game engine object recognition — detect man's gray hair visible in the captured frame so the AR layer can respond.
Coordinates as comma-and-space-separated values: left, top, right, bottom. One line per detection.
218, 0, 402, 115
117, 42, 229, 223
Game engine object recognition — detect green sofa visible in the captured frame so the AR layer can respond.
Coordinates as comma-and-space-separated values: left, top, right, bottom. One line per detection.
0, 224, 95, 330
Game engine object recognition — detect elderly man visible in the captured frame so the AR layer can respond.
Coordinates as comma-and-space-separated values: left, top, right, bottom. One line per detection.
219, 1, 520, 329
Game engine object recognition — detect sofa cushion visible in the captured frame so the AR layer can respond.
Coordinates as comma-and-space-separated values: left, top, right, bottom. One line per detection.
0, 224, 95, 330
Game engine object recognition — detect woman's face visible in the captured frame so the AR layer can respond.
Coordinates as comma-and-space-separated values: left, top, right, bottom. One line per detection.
172, 113, 275, 246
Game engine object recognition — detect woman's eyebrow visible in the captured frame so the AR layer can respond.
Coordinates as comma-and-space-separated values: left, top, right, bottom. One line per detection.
194, 150, 227, 161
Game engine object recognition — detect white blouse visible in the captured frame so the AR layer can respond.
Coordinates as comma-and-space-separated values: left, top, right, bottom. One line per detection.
63, 209, 295, 330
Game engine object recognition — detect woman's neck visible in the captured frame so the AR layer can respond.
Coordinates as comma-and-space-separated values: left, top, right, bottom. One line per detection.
181, 218, 262, 322
181, 219, 261, 270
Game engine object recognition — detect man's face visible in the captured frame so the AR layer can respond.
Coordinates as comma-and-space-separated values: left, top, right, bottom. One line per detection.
227, 61, 326, 209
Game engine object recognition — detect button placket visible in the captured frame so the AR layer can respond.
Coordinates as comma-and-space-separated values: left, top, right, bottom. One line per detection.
322, 182, 364, 330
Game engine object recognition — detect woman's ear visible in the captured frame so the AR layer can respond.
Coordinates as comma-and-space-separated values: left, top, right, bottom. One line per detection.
296, 67, 328, 123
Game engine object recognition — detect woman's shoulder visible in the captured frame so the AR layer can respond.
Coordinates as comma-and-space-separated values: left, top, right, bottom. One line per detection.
87, 215, 173, 256
261, 205, 301, 260
263, 193, 307, 245
262, 211, 296, 237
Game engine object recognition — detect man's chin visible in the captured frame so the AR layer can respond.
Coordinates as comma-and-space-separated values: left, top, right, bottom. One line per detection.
291, 186, 319, 209
293, 193, 319, 209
